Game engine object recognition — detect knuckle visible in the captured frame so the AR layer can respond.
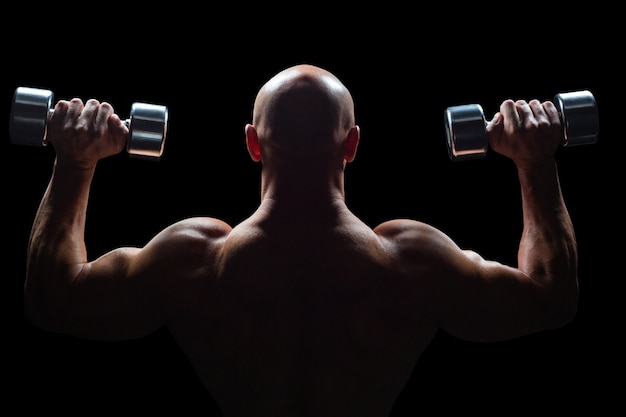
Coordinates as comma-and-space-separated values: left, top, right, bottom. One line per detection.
537, 119, 551, 130
75, 123, 90, 137
524, 119, 539, 131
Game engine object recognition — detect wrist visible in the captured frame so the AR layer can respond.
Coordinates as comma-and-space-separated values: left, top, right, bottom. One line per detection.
516, 159, 558, 179
517, 160, 563, 209
53, 156, 98, 176
51, 158, 97, 195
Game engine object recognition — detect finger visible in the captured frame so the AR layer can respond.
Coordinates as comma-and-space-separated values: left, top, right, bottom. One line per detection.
515, 100, 534, 126
78, 99, 100, 134
108, 113, 130, 154
108, 112, 129, 135
46, 100, 72, 145
485, 111, 504, 148
66, 98, 85, 123
51, 100, 70, 121
541, 101, 561, 126
486, 111, 503, 128
499, 99, 520, 128
95, 102, 115, 130
529, 99, 549, 127
542, 100, 564, 142
485, 111, 503, 133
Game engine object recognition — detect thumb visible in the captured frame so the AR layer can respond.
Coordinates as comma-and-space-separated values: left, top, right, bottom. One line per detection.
108, 113, 129, 136
108, 113, 130, 154
486, 111, 503, 149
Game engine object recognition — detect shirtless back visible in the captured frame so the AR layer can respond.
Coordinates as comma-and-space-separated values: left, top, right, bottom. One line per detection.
23, 64, 579, 417
163, 210, 442, 416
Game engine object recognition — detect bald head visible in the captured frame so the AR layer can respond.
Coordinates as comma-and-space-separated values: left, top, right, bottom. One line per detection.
251, 64, 356, 161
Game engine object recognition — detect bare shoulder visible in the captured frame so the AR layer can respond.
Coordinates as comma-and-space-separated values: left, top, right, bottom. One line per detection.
374, 219, 459, 254
372, 218, 470, 275
160, 217, 233, 241
142, 217, 233, 266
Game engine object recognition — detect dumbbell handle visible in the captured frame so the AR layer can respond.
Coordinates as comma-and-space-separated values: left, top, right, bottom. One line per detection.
48, 108, 133, 129
445, 90, 599, 161
31, 107, 135, 144
10, 87, 168, 160
37, 103, 165, 157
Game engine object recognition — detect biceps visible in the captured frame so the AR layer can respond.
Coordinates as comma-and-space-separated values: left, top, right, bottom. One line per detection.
63, 247, 164, 341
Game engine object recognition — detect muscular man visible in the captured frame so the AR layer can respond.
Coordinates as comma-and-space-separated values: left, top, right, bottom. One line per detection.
23, 64, 578, 416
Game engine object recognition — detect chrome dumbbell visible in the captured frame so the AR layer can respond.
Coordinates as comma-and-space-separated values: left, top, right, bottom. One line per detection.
444, 90, 599, 161
9, 86, 169, 160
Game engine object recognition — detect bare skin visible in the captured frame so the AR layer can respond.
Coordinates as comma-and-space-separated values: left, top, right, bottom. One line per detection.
23, 64, 578, 417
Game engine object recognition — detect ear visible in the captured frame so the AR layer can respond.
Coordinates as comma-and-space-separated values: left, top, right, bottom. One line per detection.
343, 125, 360, 163
245, 124, 262, 162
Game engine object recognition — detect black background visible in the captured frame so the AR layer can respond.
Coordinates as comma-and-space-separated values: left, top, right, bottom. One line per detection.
10, 7, 620, 416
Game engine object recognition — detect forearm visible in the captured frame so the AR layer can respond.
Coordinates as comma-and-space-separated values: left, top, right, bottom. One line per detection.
24, 159, 96, 327
517, 162, 578, 320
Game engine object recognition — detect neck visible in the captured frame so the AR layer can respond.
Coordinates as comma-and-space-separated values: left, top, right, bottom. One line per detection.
258, 166, 347, 214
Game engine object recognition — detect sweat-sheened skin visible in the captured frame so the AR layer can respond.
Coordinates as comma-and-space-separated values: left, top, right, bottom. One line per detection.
23, 64, 578, 417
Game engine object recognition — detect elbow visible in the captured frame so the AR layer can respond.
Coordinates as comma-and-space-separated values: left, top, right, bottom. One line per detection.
24, 284, 44, 330
24, 280, 65, 334
561, 285, 579, 327
545, 279, 579, 330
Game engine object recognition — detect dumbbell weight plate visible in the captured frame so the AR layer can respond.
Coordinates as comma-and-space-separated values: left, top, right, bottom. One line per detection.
444, 103, 488, 161
127, 102, 168, 160
553, 90, 599, 147
9, 87, 54, 147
